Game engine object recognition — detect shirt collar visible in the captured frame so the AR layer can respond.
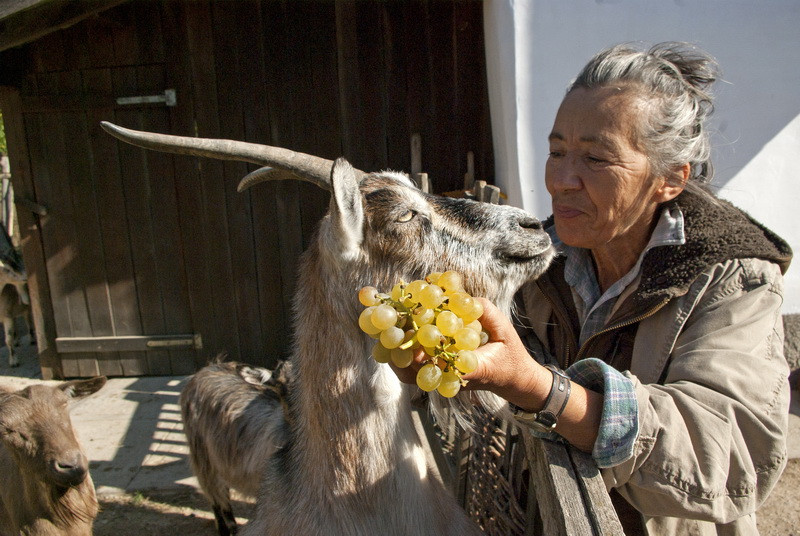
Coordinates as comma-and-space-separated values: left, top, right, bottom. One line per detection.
554, 205, 686, 320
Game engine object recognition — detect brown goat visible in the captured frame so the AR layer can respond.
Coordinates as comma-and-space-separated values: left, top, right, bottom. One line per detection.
101, 122, 554, 535
0, 377, 106, 535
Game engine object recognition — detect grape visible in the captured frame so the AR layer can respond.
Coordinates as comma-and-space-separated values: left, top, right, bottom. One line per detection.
390, 281, 406, 301
405, 279, 428, 303
437, 370, 461, 397
372, 342, 392, 363
391, 347, 414, 368
461, 299, 484, 324
454, 350, 478, 373
418, 284, 444, 309
447, 292, 474, 318
480, 331, 489, 346
453, 327, 480, 351
425, 272, 442, 284
464, 319, 482, 333
358, 308, 382, 335
359, 286, 380, 307
417, 324, 443, 348
371, 304, 399, 331
438, 271, 463, 292
380, 326, 405, 349
416, 363, 442, 391
435, 310, 462, 337
412, 307, 435, 326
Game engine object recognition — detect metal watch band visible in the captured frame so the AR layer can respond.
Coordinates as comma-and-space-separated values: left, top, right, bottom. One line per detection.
510, 364, 571, 431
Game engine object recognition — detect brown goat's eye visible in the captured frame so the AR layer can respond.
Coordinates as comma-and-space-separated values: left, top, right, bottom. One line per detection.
397, 210, 415, 223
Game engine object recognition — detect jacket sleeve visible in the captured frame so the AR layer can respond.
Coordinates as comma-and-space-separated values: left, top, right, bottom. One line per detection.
602, 258, 790, 523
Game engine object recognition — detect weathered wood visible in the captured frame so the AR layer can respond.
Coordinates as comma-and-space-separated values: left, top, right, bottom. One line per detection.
161, 1, 222, 372
55, 334, 201, 354
0, 87, 62, 379
5, 0, 494, 377
0, 0, 126, 53
568, 447, 625, 535
524, 434, 595, 535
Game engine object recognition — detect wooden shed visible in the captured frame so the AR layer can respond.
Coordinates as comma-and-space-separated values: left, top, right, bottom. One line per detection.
0, 0, 494, 379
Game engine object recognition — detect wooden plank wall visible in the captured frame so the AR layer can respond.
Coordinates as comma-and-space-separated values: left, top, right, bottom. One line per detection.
0, 0, 493, 377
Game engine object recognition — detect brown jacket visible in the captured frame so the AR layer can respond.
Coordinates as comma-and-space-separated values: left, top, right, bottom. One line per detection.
519, 191, 792, 534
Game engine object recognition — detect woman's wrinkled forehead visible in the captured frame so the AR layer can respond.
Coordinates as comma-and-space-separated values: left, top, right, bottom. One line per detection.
553, 86, 650, 152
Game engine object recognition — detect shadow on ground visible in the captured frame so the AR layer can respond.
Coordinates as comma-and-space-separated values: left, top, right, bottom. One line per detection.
94, 488, 255, 536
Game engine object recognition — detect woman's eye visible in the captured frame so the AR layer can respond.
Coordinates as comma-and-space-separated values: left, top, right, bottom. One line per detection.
397, 210, 415, 223
548, 151, 563, 158
587, 155, 608, 164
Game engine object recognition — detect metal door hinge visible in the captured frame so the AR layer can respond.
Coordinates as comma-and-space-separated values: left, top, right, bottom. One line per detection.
116, 89, 177, 107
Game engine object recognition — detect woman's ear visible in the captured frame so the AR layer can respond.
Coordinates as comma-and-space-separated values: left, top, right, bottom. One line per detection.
654, 163, 690, 203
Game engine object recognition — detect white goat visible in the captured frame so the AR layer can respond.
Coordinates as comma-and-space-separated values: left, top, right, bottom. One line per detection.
0, 232, 33, 367
181, 357, 291, 535
0, 376, 106, 535
101, 122, 554, 536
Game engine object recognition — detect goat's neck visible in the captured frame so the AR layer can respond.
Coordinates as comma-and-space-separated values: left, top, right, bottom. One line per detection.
289, 257, 421, 494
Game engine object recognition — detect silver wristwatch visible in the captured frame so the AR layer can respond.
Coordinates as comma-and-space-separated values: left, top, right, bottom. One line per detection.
510, 364, 571, 432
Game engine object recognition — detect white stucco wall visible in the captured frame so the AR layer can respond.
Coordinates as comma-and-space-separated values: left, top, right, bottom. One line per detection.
485, 0, 800, 312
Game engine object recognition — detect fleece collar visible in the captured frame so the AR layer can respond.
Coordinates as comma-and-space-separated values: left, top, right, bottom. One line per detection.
637, 191, 792, 300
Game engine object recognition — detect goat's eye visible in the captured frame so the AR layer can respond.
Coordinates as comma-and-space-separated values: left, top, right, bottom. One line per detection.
397, 210, 415, 223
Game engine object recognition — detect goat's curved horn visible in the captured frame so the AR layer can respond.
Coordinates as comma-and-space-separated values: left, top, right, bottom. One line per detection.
100, 122, 365, 190
237, 167, 328, 192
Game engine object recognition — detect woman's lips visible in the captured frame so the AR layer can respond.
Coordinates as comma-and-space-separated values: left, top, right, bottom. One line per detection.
553, 204, 583, 218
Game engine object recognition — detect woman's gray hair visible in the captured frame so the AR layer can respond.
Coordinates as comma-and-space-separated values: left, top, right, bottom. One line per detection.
569, 42, 719, 198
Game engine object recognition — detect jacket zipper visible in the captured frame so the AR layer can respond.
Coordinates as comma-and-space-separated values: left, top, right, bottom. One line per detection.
537, 284, 575, 367
573, 297, 670, 365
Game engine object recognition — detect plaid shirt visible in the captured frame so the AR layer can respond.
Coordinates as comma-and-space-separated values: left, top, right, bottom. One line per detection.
523, 207, 685, 468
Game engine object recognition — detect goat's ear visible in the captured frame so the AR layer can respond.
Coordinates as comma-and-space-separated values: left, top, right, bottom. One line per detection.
60, 376, 107, 399
328, 158, 364, 257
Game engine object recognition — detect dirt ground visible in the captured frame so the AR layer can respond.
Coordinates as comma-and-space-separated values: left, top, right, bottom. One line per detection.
94, 489, 255, 535
94, 460, 800, 535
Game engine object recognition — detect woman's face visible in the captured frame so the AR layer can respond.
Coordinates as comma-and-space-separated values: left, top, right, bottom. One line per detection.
545, 86, 677, 254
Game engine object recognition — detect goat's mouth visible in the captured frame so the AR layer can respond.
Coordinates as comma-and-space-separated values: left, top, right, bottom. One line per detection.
495, 239, 554, 265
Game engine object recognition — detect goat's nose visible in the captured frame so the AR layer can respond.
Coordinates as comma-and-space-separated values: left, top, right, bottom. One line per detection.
50, 453, 88, 488
518, 217, 543, 231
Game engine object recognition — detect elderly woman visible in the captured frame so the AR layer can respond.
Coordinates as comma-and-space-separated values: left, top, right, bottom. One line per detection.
396, 42, 793, 534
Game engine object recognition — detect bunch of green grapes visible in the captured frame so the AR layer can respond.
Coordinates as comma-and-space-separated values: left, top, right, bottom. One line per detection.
357, 270, 487, 398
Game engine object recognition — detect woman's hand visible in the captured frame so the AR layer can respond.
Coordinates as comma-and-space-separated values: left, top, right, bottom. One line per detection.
389, 298, 550, 409
388, 296, 603, 451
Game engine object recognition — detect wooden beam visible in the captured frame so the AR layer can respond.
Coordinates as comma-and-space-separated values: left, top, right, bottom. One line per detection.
55, 334, 203, 354
0, 0, 127, 53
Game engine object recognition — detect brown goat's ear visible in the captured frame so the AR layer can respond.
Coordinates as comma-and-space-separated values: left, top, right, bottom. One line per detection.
60, 376, 107, 399
328, 158, 364, 258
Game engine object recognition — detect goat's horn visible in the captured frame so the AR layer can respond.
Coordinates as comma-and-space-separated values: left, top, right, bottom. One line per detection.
237, 167, 329, 192
100, 122, 364, 190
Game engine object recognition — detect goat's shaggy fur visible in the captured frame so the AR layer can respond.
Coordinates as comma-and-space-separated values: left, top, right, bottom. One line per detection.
181, 357, 291, 535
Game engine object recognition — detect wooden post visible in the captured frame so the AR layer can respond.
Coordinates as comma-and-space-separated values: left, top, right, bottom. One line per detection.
411, 133, 422, 178
0, 87, 63, 379
523, 433, 624, 535
463, 151, 475, 191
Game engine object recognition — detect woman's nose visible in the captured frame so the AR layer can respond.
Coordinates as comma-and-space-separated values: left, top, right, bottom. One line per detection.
546, 156, 583, 192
